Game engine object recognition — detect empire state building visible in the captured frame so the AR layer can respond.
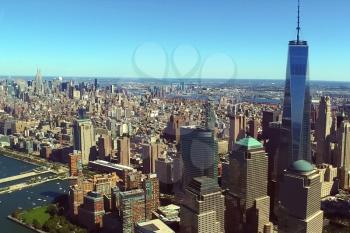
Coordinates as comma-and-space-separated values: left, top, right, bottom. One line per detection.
282, 0, 311, 163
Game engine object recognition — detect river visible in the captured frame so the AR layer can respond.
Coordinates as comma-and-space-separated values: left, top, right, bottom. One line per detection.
0, 154, 69, 233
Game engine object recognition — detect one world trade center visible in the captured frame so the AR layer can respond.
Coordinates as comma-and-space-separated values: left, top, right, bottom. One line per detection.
282, 0, 311, 163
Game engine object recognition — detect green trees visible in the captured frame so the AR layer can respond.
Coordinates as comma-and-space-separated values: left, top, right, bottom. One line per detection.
32, 219, 42, 229
11, 208, 22, 219
47, 204, 59, 216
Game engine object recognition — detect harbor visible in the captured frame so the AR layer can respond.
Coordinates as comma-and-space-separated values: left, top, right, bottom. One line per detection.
0, 153, 69, 233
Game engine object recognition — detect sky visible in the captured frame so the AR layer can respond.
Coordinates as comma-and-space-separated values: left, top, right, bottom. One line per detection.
0, 0, 349, 80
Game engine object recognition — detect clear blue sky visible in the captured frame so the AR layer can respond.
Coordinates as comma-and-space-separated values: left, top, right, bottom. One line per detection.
0, 0, 349, 80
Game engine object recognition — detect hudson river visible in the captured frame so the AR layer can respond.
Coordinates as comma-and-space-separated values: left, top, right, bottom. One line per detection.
0, 154, 69, 233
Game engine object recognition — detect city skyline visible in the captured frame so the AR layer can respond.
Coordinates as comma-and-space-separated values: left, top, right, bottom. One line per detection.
0, 0, 349, 80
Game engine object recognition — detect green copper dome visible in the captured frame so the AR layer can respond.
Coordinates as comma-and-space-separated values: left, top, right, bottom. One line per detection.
290, 160, 314, 173
236, 137, 262, 150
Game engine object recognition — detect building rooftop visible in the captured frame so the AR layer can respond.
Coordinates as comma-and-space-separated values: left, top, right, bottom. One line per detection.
187, 176, 221, 196
136, 219, 175, 233
236, 137, 262, 150
290, 160, 315, 173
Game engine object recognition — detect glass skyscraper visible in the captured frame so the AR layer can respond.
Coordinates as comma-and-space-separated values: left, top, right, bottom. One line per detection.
282, 39, 311, 163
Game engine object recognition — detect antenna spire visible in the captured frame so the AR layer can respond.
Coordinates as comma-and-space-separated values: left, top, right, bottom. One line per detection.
297, 0, 301, 42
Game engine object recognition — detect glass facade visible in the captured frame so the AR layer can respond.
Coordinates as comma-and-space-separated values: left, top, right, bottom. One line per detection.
282, 40, 311, 163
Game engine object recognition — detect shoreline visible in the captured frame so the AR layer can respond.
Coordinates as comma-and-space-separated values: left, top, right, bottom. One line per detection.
7, 215, 48, 233
0, 148, 41, 167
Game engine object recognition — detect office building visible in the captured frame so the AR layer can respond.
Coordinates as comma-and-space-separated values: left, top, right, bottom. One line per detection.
315, 96, 332, 164
98, 134, 113, 160
278, 160, 323, 233
281, 0, 311, 163
228, 114, 246, 151
142, 141, 165, 174
135, 219, 175, 233
336, 121, 350, 189
142, 174, 160, 220
118, 136, 131, 166
68, 151, 83, 177
180, 126, 218, 191
78, 191, 105, 231
262, 110, 280, 140
34, 68, 44, 95
119, 189, 146, 233
73, 119, 95, 165
224, 137, 272, 233
180, 177, 225, 233
317, 164, 339, 198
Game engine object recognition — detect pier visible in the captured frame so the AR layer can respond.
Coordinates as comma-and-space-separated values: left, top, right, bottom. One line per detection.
0, 170, 52, 184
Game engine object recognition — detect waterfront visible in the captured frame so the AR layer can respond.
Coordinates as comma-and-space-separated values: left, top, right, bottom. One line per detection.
0, 155, 69, 233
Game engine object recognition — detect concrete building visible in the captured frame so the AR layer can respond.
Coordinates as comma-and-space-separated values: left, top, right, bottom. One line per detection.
315, 96, 332, 164
228, 114, 246, 151
135, 219, 175, 233
142, 174, 160, 220
317, 164, 339, 198
118, 136, 131, 166
180, 177, 225, 233
73, 119, 95, 165
78, 191, 105, 231
68, 151, 83, 177
279, 160, 323, 233
98, 134, 113, 160
180, 126, 218, 191
224, 137, 272, 233
336, 121, 350, 189
119, 189, 146, 233
142, 142, 165, 174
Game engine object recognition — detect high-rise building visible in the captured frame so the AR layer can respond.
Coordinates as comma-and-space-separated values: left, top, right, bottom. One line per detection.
68, 151, 83, 177
228, 114, 246, 151
73, 119, 95, 165
262, 110, 280, 140
336, 121, 350, 189
98, 134, 113, 160
224, 137, 272, 233
180, 176, 225, 233
281, 0, 311, 163
68, 185, 84, 218
315, 96, 332, 164
119, 189, 146, 233
180, 126, 218, 191
78, 191, 105, 231
278, 160, 323, 233
247, 117, 259, 139
142, 174, 160, 220
118, 136, 131, 166
34, 68, 44, 95
142, 141, 165, 174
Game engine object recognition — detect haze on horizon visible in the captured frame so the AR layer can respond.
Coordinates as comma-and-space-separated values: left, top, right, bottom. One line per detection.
0, 0, 349, 81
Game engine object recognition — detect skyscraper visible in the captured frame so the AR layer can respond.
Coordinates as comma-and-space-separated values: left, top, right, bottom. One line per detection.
278, 160, 323, 233
228, 114, 246, 152
98, 134, 113, 160
282, 0, 311, 163
119, 189, 146, 233
117, 136, 131, 166
224, 137, 272, 233
69, 151, 83, 177
142, 174, 160, 220
336, 121, 350, 189
73, 119, 96, 165
180, 126, 218, 191
315, 96, 332, 164
34, 68, 44, 95
180, 176, 225, 233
